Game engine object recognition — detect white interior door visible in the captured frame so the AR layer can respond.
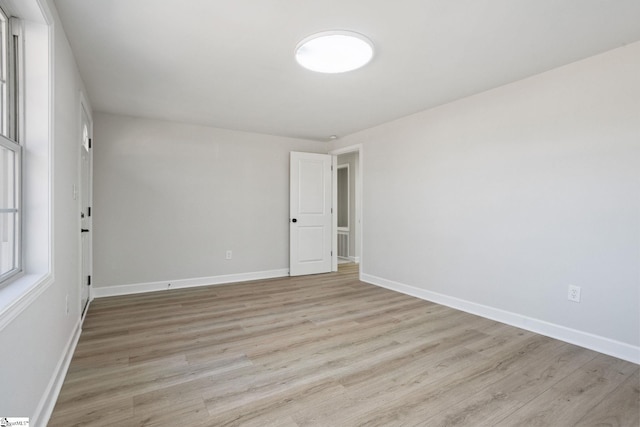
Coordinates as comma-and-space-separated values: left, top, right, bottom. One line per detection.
290, 152, 333, 276
80, 105, 92, 316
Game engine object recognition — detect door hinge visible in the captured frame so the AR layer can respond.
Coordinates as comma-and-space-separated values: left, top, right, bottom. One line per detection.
87, 275, 91, 286
88, 207, 91, 217
89, 138, 92, 149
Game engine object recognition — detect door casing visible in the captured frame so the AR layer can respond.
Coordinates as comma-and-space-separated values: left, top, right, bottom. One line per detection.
79, 96, 93, 317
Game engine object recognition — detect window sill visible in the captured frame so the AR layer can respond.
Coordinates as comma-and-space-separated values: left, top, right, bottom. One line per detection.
0, 272, 52, 331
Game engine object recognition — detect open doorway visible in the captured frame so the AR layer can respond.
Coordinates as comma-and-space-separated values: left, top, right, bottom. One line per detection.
336, 163, 350, 264
331, 145, 362, 273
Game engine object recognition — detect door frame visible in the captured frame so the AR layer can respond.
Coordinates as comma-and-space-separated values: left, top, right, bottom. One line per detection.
330, 144, 363, 276
79, 93, 93, 318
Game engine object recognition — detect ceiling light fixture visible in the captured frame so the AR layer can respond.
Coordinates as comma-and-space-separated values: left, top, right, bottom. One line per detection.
295, 30, 374, 74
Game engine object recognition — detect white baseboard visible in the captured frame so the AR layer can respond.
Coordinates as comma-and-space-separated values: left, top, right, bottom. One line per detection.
33, 317, 83, 426
92, 269, 290, 298
361, 273, 639, 365
349, 256, 360, 263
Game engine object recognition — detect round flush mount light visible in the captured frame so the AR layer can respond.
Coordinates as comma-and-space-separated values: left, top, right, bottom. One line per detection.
295, 30, 374, 73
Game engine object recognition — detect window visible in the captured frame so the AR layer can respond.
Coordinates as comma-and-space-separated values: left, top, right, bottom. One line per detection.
0, 5, 20, 286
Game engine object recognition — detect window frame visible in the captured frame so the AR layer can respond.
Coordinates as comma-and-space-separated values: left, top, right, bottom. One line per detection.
0, 4, 22, 287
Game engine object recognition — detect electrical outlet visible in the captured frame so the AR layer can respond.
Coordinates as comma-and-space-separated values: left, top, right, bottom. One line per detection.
226, 250, 233, 260
568, 285, 581, 303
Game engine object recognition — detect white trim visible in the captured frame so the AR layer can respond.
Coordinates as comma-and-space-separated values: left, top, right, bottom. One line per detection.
1, 3, 56, 332
361, 273, 640, 365
93, 269, 290, 298
33, 317, 82, 427
79, 93, 92, 314
348, 256, 360, 263
330, 144, 363, 156
0, 272, 51, 330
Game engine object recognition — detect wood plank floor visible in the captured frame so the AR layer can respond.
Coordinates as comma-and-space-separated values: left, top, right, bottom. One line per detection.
49, 264, 639, 426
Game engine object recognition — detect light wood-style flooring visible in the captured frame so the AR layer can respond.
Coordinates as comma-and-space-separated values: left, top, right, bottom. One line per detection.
49, 264, 639, 426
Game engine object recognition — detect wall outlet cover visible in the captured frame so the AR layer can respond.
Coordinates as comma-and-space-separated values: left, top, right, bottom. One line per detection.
568, 285, 581, 303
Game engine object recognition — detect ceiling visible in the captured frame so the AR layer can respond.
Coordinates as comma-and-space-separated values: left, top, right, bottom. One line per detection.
53, 0, 640, 142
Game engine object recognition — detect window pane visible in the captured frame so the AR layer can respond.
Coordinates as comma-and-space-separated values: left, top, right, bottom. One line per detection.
0, 9, 6, 138
0, 211, 16, 275
0, 7, 18, 284
0, 82, 5, 137
0, 141, 18, 280
1, 142, 15, 209
82, 124, 89, 151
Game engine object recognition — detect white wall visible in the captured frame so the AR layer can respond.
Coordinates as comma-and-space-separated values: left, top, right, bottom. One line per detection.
0, 0, 91, 423
332, 42, 640, 360
93, 113, 325, 290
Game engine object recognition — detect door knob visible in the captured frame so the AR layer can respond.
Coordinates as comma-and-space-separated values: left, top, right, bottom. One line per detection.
291, 218, 297, 223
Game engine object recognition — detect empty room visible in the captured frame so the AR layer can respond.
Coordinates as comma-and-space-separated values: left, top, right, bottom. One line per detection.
0, 0, 638, 426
